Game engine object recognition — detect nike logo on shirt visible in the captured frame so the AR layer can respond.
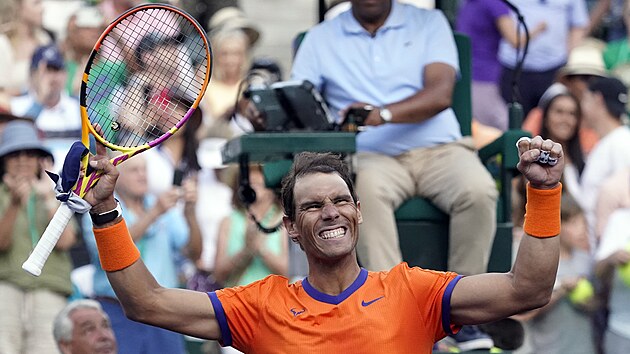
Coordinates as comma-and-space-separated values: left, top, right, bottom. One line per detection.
361, 296, 384, 307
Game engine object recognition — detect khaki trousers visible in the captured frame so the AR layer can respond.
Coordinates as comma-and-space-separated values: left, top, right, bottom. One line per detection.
0, 282, 67, 354
355, 138, 497, 275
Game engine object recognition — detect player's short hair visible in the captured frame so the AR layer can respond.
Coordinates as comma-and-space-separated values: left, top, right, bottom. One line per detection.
281, 152, 356, 220
53, 299, 108, 347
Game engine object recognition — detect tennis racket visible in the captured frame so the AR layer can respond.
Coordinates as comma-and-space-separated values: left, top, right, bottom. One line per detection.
22, 3, 212, 276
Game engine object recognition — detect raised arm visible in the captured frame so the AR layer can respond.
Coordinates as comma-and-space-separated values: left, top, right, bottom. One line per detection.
450, 136, 563, 324
83, 142, 221, 340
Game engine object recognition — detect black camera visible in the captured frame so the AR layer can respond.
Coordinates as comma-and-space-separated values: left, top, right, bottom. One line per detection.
343, 105, 374, 131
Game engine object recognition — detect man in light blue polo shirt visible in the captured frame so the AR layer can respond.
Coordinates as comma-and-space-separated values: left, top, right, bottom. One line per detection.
292, 1, 497, 346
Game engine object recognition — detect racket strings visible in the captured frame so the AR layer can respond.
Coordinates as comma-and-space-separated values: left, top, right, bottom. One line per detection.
85, 7, 209, 149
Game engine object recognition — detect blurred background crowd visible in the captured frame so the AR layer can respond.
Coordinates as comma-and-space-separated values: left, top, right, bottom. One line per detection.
1, 0, 630, 353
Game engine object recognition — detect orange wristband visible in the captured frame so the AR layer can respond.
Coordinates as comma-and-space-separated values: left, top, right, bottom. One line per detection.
93, 219, 140, 271
523, 183, 562, 238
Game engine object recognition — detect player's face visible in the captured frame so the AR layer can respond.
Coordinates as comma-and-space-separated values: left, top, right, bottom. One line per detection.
286, 172, 362, 263
63, 308, 117, 354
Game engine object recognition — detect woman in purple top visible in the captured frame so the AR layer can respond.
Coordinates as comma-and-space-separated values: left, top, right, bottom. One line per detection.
457, 0, 546, 131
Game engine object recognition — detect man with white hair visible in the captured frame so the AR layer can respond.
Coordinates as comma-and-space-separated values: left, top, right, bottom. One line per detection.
53, 299, 117, 354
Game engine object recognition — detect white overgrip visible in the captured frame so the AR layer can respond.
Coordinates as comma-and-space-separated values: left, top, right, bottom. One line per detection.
22, 203, 74, 276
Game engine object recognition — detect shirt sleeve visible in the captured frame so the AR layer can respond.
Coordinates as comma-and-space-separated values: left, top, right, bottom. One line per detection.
421, 10, 459, 72
210, 279, 268, 351
291, 30, 324, 91
401, 264, 462, 341
488, 0, 511, 20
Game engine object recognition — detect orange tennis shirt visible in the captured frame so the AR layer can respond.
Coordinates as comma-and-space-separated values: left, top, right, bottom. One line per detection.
208, 262, 462, 353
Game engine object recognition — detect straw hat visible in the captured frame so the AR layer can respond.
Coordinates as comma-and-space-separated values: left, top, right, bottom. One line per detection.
0, 121, 52, 160
558, 42, 607, 78
208, 7, 261, 47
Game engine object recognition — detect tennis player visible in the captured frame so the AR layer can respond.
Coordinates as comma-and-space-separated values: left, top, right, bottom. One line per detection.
83, 135, 563, 353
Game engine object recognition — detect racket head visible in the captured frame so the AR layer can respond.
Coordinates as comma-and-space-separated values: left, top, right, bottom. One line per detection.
79, 3, 212, 156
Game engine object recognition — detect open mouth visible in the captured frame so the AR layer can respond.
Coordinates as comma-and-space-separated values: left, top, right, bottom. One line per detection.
319, 227, 346, 240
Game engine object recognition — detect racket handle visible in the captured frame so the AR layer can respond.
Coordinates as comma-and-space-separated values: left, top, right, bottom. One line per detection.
22, 203, 74, 276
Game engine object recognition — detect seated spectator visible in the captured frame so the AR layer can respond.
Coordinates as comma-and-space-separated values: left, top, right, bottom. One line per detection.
214, 164, 288, 287
515, 194, 595, 354
53, 299, 117, 354
10, 44, 81, 139
82, 154, 197, 354
0, 120, 76, 353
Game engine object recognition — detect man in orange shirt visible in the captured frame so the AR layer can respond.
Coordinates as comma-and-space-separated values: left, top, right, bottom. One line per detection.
83, 135, 564, 353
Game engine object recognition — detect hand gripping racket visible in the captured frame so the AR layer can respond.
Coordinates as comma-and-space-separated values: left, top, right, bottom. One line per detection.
22, 3, 212, 276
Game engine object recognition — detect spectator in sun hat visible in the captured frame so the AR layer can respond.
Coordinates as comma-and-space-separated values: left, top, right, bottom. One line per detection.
579, 76, 630, 250
0, 120, 77, 354
0, 120, 53, 167
557, 39, 608, 100
9, 44, 82, 139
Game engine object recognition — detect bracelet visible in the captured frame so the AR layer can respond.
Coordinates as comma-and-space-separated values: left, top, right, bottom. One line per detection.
523, 183, 562, 238
90, 199, 122, 225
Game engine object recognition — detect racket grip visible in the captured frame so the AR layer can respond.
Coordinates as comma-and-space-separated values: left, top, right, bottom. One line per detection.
22, 203, 75, 276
